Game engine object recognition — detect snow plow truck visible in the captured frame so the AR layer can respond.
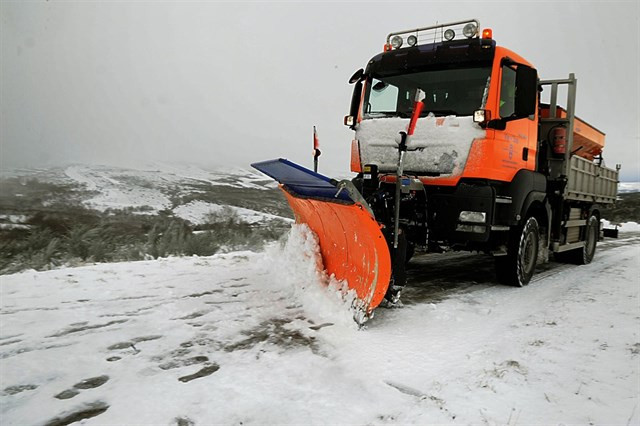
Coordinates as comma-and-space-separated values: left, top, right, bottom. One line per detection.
252, 19, 620, 323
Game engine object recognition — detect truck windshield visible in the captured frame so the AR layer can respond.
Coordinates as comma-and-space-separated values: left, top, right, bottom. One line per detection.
362, 66, 491, 118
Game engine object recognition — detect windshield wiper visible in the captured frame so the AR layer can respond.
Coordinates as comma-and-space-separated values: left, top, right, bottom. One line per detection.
366, 111, 412, 119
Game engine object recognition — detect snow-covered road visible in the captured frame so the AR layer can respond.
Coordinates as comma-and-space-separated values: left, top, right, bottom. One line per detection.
1, 229, 639, 425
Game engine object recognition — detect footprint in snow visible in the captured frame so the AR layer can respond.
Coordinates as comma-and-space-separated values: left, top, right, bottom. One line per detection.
43, 401, 109, 426
54, 375, 110, 400
3, 384, 38, 396
178, 364, 220, 383
175, 417, 195, 426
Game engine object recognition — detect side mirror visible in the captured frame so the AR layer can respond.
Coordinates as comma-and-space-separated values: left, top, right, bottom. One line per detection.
349, 68, 364, 84
346, 80, 363, 128
515, 65, 537, 117
486, 119, 507, 130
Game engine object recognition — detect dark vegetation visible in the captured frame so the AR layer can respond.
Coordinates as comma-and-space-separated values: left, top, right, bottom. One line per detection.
174, 183, 292, 218
0, 178, 290, 274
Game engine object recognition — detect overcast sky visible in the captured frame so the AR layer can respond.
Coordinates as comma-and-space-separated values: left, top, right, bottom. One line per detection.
1, 1, 638, 180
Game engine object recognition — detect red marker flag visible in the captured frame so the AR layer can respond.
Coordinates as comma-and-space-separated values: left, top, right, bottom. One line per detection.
313, 126, 320, 152
313, 126, 321, 172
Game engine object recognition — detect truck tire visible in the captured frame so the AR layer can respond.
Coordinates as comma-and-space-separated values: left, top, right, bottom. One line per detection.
578, 215, 599, 265
495, 216, 539, 287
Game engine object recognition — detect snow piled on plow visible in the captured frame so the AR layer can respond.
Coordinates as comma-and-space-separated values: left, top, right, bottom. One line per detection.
1, 228, 639, 425
264, 224, 361, 328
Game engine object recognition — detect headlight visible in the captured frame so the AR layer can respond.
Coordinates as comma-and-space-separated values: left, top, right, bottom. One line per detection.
463, 23, 477, 38
459, 211, 486, 223
391, 35, 403, 49
407, 35, 418, 46
444, 29, 455, 41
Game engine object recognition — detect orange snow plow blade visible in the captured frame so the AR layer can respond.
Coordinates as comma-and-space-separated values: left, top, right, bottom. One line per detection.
282, 188, 391, 311
251, 159, 391, 314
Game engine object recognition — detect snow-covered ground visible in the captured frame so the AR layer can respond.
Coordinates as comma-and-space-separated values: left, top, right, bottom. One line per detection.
173, 200, 292, 225
0, 215, 30, 231
60, 164, 277, 214
603, 219, 640, 233
64, 165, 174, 213
1, 226, 639, 425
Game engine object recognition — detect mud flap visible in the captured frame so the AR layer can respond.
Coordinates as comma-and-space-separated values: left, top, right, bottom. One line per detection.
252, 159, 392, 314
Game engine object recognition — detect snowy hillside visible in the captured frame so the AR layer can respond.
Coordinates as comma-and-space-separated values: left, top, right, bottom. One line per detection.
0, 163, 295, 274
2, 164, 637, 220
2, 163, 285, 219
1, 226, 639, 425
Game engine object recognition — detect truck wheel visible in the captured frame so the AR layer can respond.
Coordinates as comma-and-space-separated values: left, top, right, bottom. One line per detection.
495, 216, 539, 287
579, 215, 599, 265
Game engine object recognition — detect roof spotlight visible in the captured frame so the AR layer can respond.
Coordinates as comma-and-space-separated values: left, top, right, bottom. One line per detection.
463, 23, 477, 38
391, 35, 403, 49
444, 29, 455, 41
407, 35, 418, 47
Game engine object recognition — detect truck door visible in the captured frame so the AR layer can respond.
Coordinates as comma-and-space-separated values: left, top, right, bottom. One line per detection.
495, 62, 537, 178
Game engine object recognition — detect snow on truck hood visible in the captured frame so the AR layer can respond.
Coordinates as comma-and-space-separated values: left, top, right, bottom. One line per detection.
355, 116, 485, 176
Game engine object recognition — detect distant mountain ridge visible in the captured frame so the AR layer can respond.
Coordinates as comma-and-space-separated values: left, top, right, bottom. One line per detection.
1, 164, 637, 226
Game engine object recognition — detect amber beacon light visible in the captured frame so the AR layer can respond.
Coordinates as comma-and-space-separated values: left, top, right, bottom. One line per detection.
482, 28, 493, 39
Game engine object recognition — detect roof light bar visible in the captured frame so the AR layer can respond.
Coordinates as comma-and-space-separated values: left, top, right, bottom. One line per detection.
385, 19, 480, 50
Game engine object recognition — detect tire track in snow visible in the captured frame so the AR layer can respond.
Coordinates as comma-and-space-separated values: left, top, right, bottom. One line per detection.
402, 233, 640, 306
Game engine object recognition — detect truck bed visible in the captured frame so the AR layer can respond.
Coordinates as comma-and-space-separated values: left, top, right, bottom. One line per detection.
566, 155, 618, 204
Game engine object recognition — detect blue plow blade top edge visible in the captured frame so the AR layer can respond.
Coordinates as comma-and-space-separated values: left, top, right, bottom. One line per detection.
250, 158, 353, 202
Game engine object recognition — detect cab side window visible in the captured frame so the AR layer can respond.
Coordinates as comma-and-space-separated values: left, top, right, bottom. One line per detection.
499, 65, 516, 118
